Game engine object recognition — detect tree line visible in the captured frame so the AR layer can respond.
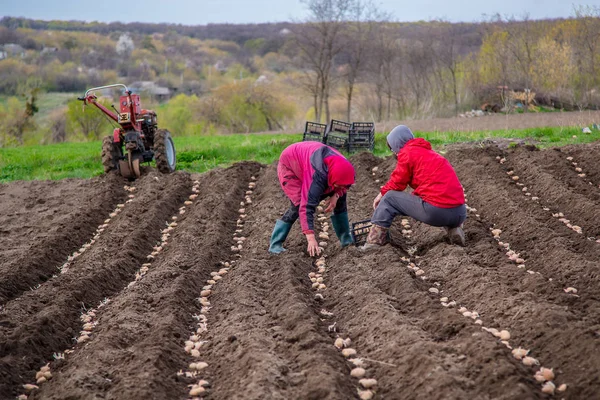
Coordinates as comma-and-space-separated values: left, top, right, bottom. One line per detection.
1, 3, 599, 145
293, 1, 600, 122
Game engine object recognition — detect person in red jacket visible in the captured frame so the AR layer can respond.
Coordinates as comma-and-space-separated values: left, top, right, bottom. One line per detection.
269, 141, 356, 256
363, 125, 466, 249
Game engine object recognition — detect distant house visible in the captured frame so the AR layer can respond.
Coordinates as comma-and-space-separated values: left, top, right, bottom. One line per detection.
214, 60, 227, 73
41, 47, 58, 54
256, 75, 268, 84
129, 81, 171, 102
0, 43, 25, 58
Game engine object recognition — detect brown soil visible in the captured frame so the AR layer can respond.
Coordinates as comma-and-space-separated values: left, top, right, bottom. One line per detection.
0, 174, 125, 304
0, 170, 191, 398
0, 143, 599, 400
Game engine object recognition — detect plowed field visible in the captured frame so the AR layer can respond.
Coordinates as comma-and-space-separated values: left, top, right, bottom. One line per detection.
1, 142, 599, 400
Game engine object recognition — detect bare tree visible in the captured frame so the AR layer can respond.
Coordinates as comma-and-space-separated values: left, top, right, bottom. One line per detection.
294, 0, 354, 122
49, 108, 67, 143
572, 5, 600, 107
367, 38, 386, 121
502, 14, 540, 112
298, 70, 321, 122
477, 16, 515, 101
340, 1, 387, 121
433, 21, 463, 114
404, 39, 434, 117
368, 23, 401, 121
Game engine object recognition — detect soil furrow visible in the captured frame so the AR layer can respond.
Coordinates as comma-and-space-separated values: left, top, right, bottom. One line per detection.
490, 146, 600, 238
325, 245, 541, 400
1, 142, 599, 399
447, 149, 600, 288
29, 164, 259, 400
563, 143, 600, 185
519, 147, 600, 204
440, 148, 600, 398
0, 174, 125, 304
318, 153, 542, 399
448, 149, 600, 305
408, 216, 599, 398
0, 171, 190, 399
199, 164, 357, 400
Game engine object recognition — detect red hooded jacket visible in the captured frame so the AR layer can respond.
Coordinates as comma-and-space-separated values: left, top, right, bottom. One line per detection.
380, 138, 465, 208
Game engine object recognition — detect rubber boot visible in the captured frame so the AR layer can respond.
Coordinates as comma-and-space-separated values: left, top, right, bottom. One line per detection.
360, 224, 389, 251
330, 212, 353, 247
268, 219, 293, 254
447, 226, 466, 247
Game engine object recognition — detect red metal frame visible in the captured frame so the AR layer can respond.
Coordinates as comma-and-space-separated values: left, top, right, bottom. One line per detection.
112, 128, 121, 143
81, 84, 142, 133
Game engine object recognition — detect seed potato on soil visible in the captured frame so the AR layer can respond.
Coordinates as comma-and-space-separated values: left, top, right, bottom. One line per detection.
1, 143, 600, 398
445, 144, 600, 398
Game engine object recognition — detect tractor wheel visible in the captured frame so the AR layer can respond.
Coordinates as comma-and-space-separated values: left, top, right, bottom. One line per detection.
101, 136, 123, 173
154, 129, 176, 173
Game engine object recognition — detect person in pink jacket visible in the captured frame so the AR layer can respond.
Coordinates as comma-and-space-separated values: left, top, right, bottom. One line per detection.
269, 141, 356, 256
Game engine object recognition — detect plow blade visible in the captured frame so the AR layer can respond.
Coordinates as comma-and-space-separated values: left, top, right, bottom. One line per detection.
119, 151, 142, 179
132, 158, 141, 178
119, 159, 134, 179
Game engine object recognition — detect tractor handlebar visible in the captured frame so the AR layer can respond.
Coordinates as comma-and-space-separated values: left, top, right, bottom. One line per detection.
83, 83, 129, 99
77, 83, 134, 125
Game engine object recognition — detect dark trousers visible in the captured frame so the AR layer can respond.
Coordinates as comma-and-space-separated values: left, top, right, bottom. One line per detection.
282, 193, 347, 224
371, 191, 466, 229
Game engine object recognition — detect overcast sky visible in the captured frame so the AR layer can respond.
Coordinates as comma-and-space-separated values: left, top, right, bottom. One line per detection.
1, 0, 597, 25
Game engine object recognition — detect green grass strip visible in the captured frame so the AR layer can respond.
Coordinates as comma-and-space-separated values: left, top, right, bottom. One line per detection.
0, 126, 598, 182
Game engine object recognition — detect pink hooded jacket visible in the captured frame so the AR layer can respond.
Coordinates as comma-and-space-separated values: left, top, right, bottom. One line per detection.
277, 142, 355, 234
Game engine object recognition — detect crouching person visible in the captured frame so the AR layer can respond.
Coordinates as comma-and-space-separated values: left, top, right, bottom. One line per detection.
363, 125, 467, 250
269, 141, 356, 256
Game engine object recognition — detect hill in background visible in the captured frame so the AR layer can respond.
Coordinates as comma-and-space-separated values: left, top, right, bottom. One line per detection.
0, 8, 599, 145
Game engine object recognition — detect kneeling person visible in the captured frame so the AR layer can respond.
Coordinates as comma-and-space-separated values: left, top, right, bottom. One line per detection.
364, 125, 466, 249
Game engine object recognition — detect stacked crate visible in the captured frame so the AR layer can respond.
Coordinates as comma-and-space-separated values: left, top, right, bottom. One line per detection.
302, 119, 375, 153
324, 120, 352, 151
302, 121, 327, 142
348, 122, 375, 152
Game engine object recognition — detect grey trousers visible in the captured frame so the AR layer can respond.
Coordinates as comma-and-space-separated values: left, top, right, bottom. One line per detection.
372, 191, 466, 229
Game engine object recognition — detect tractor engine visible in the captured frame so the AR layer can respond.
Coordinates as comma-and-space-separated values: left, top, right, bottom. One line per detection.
140, 109, 158, 147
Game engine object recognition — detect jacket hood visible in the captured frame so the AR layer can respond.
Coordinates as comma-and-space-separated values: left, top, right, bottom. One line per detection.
387, 125, 415, 154
404, 137, 432, 151
325, 155, 355, 187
